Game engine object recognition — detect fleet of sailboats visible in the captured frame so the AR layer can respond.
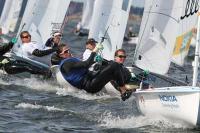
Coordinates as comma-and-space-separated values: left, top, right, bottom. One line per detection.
1, 0, 200, 127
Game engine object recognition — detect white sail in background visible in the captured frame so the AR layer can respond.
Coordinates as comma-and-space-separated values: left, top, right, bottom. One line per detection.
36, 0, 71, 44
12, 0, 49, 53
0, 0, 13, 34
7, 0, 24, 32
16, 0, 42, 37
19, 0, 50, 44
81, 0, 95, 30
13, 0, 70, 65
89, 0, 132, 60
17, 0, 70, 44
0, 0, 23, 34
172, 0, 198, 66
134, 0, 186, 75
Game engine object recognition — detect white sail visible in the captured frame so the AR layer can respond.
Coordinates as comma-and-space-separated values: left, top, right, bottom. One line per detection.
172, 1, 199, 66
81, 0, 95, 30
13, 0, 70, 65
134, 0, 187, 75
132, 0, 200, 126
12, 0, 49, 53
89, 0, 132, 60
16, 0, 43, 36
36, 0, 71, 44
7, 0, 24, 32
16, 0, 70, 44
0, 0, 13, 34
0, 0, 23, 33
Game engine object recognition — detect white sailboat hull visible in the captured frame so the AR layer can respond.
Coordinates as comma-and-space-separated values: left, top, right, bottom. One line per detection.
51, 65, 79, 91
134, 86, 200, 126
51, 65, 120, 96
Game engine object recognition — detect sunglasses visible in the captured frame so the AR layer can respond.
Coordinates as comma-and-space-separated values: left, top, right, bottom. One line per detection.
55, 35, 62, 38
117, 55, 126, 58
62, 49, 70, 54
21, 35, 30, 38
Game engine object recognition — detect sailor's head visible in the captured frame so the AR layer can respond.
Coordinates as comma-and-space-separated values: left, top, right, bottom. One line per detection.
52, 31, 62, 44
114, 49, 126, 64
20, 31, 31, 43
57, 43, 71, 58
85, 38, 97, 50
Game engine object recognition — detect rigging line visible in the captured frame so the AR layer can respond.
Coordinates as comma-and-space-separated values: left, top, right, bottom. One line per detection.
148, 11, 180, 23
99, 14, 115, 43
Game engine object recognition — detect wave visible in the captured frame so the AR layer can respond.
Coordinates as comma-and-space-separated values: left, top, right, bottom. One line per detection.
15, 103, 64, 112
0, 75, 59, 92
98, 111, 192, 130
56, 87, 116, 100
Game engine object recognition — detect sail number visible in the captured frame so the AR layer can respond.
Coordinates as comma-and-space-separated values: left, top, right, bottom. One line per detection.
180, 0, 199, 20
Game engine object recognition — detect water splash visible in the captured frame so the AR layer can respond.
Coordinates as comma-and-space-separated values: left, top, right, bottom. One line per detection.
15, 103, 64, 112
56, 87, 113, 100
98, 111, 192, 130
6, 76, 59, 92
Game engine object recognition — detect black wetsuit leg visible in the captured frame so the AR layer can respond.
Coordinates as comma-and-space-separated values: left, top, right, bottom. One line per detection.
82, 62, 125, 93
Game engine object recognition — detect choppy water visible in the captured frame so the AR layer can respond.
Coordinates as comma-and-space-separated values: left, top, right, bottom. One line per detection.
1, 19, 200, 132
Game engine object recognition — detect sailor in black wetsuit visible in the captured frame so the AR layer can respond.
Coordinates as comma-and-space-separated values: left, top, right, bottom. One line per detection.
51, 44, 133, 101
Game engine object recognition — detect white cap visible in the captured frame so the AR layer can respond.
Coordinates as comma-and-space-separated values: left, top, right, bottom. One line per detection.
52, 32, 62, 37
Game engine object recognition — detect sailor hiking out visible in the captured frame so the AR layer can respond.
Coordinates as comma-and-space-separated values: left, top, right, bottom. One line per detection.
51, 43, 133, 101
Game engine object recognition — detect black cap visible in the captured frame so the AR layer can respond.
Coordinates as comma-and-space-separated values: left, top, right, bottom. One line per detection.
86, 38, 98, 45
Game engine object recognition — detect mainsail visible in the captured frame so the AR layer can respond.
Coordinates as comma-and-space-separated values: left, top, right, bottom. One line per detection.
16, 0, 70, 44
0, 0, 14, 34
89, 0, 132, 60
172, 0, 199, 66
0, 0, 23, 34
133, 0, 198, 75
81, 0, 95, 30
13, 0, 71, 65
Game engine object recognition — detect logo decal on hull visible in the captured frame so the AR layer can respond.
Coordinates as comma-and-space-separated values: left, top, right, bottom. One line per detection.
159, 95, 179, 108
159, 95, 177, 102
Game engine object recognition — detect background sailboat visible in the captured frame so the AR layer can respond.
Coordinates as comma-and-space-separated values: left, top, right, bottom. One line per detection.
89, 0, 132, 60
74, 0, 95, 36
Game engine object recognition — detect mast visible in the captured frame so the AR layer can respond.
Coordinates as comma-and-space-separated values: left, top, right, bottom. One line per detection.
192, 12, 200, 86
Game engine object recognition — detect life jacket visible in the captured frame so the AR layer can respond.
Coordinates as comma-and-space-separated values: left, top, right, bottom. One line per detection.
59, 57, 87, 88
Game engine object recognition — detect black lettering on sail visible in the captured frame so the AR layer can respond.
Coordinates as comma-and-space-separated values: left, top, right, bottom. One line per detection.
180, 0, 199, 20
